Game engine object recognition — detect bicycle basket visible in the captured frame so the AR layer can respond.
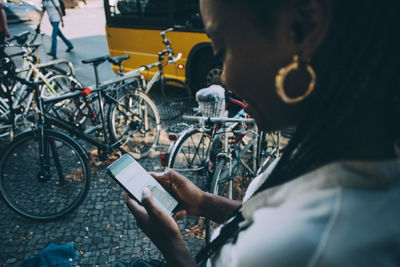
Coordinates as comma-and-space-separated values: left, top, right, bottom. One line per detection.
196, 85, 226, 117
158, 97, 198, 130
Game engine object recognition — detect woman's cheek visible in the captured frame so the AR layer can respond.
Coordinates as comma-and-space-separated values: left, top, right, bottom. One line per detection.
221, 58, 245, 96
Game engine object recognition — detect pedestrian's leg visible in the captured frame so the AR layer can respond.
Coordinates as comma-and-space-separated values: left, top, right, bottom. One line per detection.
49, 21, 59, 56
57, 29, 73, 51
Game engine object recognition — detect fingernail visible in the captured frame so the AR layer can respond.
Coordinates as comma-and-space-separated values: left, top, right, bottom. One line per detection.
142, 187, 151, 199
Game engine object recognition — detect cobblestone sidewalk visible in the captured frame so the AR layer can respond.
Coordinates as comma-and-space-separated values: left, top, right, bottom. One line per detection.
0, 99, 206, 266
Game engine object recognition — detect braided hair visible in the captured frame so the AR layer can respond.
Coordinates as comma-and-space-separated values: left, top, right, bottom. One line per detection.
196, 0, 400, 265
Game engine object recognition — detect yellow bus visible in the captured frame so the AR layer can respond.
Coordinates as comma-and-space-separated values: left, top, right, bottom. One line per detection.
103, 0, 222, 92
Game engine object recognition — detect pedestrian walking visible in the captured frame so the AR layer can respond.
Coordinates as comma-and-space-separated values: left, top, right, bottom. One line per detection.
38, 0, 73, 59
0, 2, 10, 56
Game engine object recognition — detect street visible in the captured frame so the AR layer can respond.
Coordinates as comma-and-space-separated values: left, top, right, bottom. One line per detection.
1, 1, 205, 265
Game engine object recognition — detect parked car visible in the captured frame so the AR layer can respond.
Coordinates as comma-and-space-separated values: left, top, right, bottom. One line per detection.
1, 0, 41, 22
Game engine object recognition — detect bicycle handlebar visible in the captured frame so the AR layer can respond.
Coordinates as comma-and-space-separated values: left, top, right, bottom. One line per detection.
160, 28, 173, 37
160, 28, 175, 61
135, 52, 182, 74
169, 53, 182, 64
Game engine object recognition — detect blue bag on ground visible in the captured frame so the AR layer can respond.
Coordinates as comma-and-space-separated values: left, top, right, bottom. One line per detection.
17, 242, 79, 267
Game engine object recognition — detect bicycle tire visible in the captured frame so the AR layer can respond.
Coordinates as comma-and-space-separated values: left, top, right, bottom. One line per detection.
168, 127, 212, 189
210, 159, 234, 198
43, 75, 95, 128
108, 90, 161, 159
0, 129, 91, 221
210, 137, 256, 200
39, 64, 72, 77
206, 158, 234, 244
256, 131, 281, 176
42, 74, 82, 98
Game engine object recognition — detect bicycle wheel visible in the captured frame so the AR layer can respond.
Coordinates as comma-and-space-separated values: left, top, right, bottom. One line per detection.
168, 127, 212, 189
256, 131, 281, 175
0, 129, 91, 220
43, 75, 98, 131
210, 139, 255, 200
42, 74, 82, 98
40, 64, 74, 77
206, 158, 236, 244
210, 159, 234, 198
108, 90, 161, 159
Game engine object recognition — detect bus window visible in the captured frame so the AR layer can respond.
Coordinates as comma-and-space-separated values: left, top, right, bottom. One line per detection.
173, 0, 203, 29
104, 0, 221, 92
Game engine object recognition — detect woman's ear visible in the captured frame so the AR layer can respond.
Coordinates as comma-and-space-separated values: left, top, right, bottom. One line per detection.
291, 0, 332, 59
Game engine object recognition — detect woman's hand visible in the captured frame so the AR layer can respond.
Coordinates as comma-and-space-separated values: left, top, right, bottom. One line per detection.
150, 170, 205, 220
126, 188, 196, 267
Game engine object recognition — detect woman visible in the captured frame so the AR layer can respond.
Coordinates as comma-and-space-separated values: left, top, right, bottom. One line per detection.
126, 0, 400, 266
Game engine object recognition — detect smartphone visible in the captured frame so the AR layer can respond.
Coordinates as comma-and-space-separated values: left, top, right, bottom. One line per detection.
107, 153, 179, 215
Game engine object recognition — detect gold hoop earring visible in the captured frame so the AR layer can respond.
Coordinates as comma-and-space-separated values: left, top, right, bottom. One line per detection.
275, 55, 316, 104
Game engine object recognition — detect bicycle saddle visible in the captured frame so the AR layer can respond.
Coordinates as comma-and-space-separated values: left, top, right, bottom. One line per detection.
81, 55, 109, 65
108, 55, 130, 66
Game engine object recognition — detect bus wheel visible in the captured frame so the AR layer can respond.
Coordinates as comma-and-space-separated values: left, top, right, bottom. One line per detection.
192, 54, 222, 93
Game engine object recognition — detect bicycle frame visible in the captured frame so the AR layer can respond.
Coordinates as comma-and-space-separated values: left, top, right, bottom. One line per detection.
42, 83, 143, 154
137, 52, 183, 95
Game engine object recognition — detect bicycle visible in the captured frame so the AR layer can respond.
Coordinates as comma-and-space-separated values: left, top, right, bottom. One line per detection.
164, 89, 248, 188
52, 27, 191, 158
163, 87, 285, 243
0, 53, 159, 220
116, 28, 192, 99
0, 72, 91, 221
49, 53, 161, 159
1, 32, 81, 140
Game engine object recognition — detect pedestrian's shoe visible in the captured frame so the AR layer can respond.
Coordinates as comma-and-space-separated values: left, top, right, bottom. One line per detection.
47, 52, 57, 59
66, 46, 74, 52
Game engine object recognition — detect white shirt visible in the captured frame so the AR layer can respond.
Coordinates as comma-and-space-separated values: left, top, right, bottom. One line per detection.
43, 0, 61, 22
209, 158, 400, 267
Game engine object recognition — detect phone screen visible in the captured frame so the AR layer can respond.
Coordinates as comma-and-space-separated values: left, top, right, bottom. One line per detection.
107, 154, 178, 215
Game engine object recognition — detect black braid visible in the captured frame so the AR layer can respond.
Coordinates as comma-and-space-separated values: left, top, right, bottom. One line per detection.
196, 1, 400, 265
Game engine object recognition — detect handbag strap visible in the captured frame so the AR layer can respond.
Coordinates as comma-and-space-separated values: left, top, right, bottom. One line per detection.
195, 211, 244, 266
48, 0, 62, 19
